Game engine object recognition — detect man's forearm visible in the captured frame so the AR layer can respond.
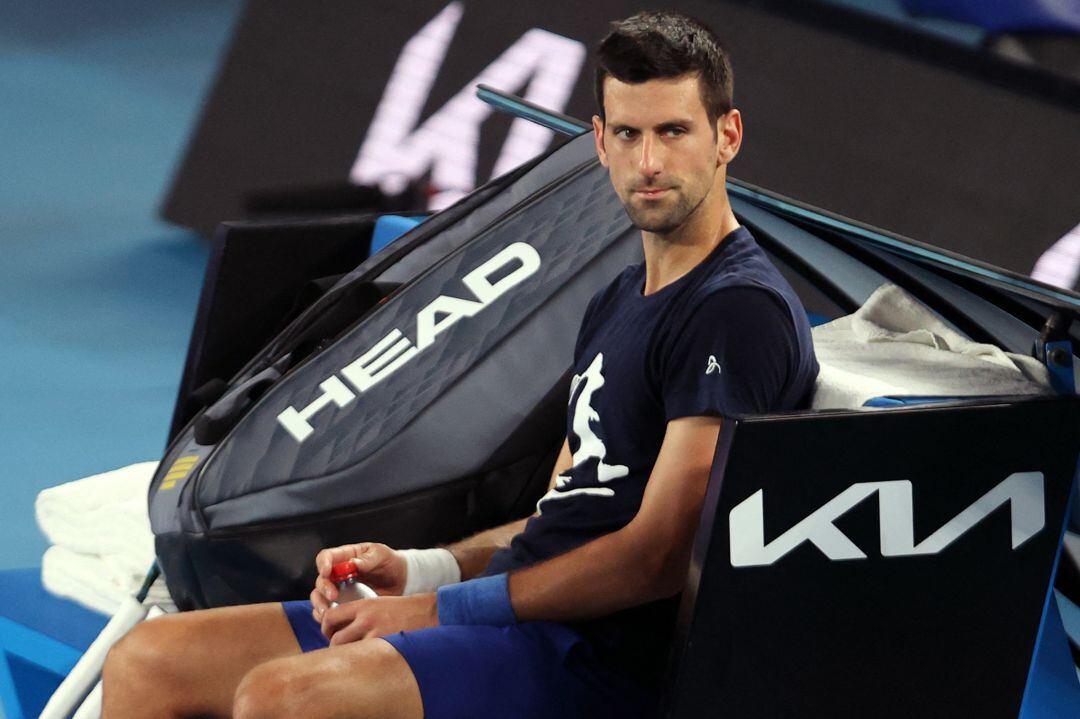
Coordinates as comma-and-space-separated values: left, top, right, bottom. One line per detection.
445, 517, 529, 580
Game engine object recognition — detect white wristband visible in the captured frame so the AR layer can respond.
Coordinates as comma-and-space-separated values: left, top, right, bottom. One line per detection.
400, 548, 462, 595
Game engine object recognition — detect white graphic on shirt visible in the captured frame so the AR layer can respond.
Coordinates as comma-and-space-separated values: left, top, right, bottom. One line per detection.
706, 355, 722, 375
535, 352, 626, 515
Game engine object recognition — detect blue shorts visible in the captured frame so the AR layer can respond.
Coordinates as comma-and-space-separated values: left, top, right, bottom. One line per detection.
282, 600, 658, 719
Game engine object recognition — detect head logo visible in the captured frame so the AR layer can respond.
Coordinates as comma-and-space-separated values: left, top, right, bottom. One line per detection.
729, 471, 1044, 567
277, 242, 542, 443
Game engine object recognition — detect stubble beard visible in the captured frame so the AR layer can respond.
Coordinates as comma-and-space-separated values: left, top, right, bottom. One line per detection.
623, 187, 708, 237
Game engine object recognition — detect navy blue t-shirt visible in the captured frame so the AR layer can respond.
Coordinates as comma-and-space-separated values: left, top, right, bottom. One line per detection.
483, 226, 819, 684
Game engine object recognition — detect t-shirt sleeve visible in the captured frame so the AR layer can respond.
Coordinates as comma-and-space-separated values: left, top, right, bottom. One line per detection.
661, 286, 797, 420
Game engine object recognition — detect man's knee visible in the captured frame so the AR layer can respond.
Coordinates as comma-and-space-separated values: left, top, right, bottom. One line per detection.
233, 640, 411, 719
233, 658, 311, 719
102, 617, 192, 716
103, 619, 169, 687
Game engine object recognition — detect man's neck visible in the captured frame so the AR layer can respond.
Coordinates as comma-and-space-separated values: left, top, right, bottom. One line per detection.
640, 189, 740, 296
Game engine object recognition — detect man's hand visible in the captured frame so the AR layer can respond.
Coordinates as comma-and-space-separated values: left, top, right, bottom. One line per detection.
320, 593, 438, 645
311, 542, 407, 619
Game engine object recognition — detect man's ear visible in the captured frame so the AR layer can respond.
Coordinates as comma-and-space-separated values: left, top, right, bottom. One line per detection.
592, 115, 609, 167
716, 109, 743, 166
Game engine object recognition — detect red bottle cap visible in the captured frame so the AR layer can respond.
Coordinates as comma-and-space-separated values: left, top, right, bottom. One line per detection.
331, 561, 359, 583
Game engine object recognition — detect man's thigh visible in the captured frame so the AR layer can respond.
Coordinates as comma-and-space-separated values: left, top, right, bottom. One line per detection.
234, 637, 423, 719
282, 603, 658, 719
104, 602, 303, 717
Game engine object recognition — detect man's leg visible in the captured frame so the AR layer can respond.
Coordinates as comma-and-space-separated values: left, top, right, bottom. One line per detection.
232, 638, 423, 719
102, 602, 303, 719
235, 621, 657, 719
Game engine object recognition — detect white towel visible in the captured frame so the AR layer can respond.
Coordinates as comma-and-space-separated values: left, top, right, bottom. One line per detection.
36, 461, 173, 613
41, 545, 174, 615
36, 461, 159, 576
812, 284, 1053, 409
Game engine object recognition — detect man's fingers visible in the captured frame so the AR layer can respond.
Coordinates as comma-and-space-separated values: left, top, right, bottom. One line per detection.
320, 607, 336, 638
316, 547, 350, 574
320, 599, 378, 642
351, 543, 380, 570
310, 590, 329, 623
315, 542, 378, 575
329, 621, 368, 646
315, 575, 337, 602
316, 547, 348, 576
320, 602, 353, 639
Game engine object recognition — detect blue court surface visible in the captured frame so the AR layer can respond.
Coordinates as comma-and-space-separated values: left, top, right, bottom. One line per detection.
0, 0, 242, 569
0, 2, 241, 715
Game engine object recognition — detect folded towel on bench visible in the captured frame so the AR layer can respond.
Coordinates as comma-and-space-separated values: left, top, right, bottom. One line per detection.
812, 284, 1053, 409
35, 461, 158, 569
41, 545, 174, 616
35, 461, 169, 613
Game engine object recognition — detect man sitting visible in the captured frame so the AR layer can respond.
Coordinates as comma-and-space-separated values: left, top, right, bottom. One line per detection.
102, 11, 818, 718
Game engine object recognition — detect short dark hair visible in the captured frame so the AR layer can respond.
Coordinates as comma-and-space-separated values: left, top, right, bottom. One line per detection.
594, 11, 734, 125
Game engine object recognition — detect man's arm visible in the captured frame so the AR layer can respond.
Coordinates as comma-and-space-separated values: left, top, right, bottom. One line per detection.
312, 440, 569, 610
508, 416, 721, 621
447, 439, 572, 580
317, 424, 716, 642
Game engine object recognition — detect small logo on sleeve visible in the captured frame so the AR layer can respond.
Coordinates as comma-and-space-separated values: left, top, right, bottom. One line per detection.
706, 355, 722, 375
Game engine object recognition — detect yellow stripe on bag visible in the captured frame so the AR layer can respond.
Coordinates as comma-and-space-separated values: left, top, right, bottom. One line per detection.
159, 455, 199, 491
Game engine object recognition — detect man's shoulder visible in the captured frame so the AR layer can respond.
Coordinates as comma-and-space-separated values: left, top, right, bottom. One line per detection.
676, 285, 794, 346
676, 230, 817, 368
609, 262, 643, 293
700, 228, 779, 289
693, 228, 805, 320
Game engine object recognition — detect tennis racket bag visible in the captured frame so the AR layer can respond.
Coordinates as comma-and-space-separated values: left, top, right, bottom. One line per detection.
149, 132, 644, 609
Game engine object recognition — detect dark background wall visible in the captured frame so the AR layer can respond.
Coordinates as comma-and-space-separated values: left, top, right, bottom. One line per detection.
162, 0, 1080, 279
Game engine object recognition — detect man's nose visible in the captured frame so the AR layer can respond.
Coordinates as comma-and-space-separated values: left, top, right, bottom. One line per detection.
638, 134, 663, 178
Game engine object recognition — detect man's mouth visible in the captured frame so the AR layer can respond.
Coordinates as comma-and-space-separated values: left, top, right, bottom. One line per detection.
632, 187, 673, 199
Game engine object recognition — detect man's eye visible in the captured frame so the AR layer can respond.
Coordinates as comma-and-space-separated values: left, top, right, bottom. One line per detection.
664, 127, 686, 137
615, 128, 636, 140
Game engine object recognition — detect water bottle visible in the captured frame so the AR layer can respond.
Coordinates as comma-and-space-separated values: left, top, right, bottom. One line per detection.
330, 561, 379, 606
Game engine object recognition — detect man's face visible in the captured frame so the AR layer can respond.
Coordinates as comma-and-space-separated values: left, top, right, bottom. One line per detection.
593, 74, 732, 235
